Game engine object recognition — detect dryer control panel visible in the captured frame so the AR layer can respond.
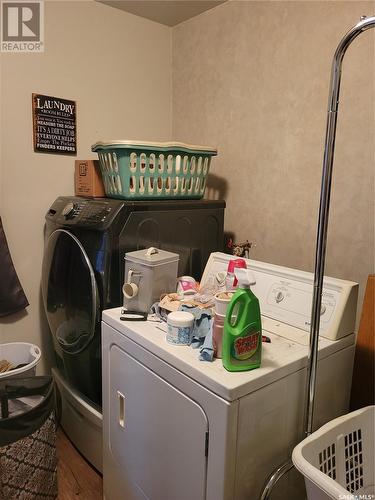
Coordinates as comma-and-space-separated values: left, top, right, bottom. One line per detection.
201, 252, 358, 341
262, 278, 338, 331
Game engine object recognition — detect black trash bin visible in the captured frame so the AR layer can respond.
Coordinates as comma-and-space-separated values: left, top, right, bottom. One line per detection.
0, 376, 58, 499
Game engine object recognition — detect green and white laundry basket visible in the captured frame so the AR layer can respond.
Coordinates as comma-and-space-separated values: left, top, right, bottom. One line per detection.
91, 141, 217, 200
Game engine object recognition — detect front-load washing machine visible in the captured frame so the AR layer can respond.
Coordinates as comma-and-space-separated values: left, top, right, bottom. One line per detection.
41, 197, 225, 470
101, 252, 358, 499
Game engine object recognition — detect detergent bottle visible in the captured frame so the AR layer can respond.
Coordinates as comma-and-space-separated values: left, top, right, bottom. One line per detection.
222, 268, 262, 372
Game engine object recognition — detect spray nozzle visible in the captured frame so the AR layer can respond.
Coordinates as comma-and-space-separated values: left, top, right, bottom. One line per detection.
234, 268, 256, 288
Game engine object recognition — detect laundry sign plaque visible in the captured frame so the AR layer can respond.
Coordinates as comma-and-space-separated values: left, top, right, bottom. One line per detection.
32, 93, 77, 154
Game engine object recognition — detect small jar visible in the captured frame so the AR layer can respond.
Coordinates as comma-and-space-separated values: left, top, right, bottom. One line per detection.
214, 291, 234, 315
166, 311, 195, 345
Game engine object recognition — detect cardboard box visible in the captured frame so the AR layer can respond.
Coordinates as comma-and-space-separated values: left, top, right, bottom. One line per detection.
74, 160, 105, 197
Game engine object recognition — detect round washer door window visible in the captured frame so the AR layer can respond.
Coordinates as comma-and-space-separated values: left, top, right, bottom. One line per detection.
42, 229, 99, 354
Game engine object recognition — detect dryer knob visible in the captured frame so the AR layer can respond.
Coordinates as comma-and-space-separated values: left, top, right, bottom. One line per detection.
62, 202, 76, 218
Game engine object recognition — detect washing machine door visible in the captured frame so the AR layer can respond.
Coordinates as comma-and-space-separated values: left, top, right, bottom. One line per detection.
42, 229, 100, 355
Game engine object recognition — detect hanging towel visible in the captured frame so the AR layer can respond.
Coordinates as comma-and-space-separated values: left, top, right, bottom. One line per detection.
0, 217, 29, 317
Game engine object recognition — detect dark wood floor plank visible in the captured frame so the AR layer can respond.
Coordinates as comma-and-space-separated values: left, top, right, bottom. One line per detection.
57, 428, 102, 499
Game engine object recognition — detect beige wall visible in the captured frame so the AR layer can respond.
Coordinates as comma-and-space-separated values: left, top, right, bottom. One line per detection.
172, 1, 375, 323
0, 0, 171, 370
1, 1, 374, 374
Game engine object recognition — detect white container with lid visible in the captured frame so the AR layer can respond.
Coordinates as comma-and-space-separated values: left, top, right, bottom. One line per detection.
123, 247, 179, 313
166, 311, 195, 345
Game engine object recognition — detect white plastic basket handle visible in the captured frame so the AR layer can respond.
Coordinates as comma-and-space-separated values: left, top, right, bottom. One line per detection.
30, 345, 41, 359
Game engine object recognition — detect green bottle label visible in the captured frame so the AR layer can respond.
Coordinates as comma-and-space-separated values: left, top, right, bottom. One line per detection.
232, 330, 260, 360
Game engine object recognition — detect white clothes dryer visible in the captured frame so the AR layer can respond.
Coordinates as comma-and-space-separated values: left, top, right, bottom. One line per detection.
101, 252, 358, 500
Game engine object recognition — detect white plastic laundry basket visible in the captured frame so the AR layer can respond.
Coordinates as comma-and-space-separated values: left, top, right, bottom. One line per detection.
0, 342, 41, 380
292, 406, 375, 500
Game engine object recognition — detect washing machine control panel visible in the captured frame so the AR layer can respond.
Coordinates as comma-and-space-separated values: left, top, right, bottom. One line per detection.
61, 200, 89, 220
47, 197, 122, 228
80, 204, 114, 225
62, 201, 82, 219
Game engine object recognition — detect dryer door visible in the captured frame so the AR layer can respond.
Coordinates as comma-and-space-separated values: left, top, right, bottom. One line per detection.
108, 344, 209, 500
42, 229, 99, 354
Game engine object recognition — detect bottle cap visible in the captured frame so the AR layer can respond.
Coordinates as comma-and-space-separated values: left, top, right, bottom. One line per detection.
234, 268, 256, 288
227, 258, 247, 273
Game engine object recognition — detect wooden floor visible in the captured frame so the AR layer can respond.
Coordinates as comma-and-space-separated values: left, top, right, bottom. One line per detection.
57, 428, 103, 499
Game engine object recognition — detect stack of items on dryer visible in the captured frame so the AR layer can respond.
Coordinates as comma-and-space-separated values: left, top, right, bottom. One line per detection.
122, 247, 263, 372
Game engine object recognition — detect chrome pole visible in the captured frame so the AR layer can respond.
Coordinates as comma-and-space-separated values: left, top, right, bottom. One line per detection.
260, 15, 375, 500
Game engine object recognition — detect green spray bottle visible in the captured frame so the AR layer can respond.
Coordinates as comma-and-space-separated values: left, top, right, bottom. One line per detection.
222, 268, 262, 372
